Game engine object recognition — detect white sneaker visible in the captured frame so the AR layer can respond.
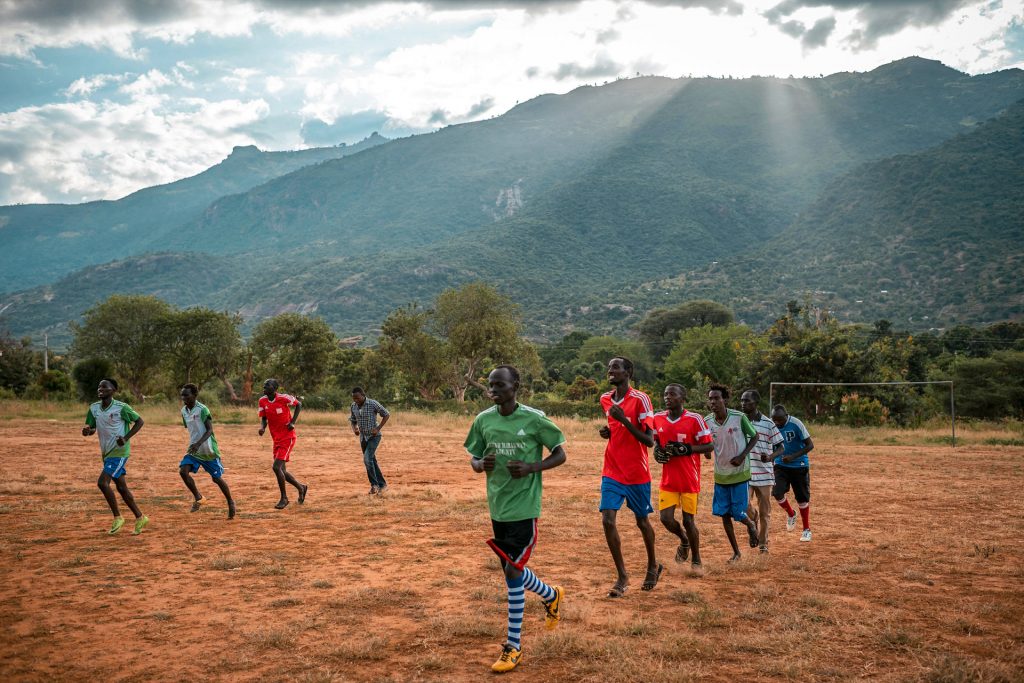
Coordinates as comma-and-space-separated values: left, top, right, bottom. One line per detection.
800, 529, 812, 542
786, 514, 797, 532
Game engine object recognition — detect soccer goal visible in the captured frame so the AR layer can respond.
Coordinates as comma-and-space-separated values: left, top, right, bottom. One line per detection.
768, 381, 957, 447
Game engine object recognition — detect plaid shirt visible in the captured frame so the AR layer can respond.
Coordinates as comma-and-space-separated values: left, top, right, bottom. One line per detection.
349, 398, 390, 436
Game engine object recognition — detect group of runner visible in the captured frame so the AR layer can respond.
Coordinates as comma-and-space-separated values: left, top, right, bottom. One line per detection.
465, 357, 815, 672
83, 357, 815, 674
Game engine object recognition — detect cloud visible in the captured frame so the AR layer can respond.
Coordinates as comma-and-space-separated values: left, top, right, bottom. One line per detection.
553, 55, 623, 80
65, 73, 128, 97
466, 96, 495, 117
300, 109, 392, 145
764, 0, 978, 50
0, 94, 270, 204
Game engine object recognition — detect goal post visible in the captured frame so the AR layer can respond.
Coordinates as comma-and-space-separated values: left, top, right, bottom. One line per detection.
768, 380, 956, 447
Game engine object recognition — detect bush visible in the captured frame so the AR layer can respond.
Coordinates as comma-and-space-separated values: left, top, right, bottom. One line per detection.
840, 393, 889, 427
72, 358, 113, 401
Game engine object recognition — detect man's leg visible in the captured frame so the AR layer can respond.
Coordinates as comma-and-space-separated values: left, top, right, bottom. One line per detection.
272, 459, 289, 507
179, 464, 203, 504
637, 514, 663, 591
773, 468, 798, 530
212, 476, 236, 519
660, 506, 687, 562
722, 514, 741, 560
364, 435, 386, 489
98, 472, 120, 518
601, 508, 629, 595
795, 468, 811, 538
755, 486, 772, 549
114, 475, 143, 518
682, 511, 702, 567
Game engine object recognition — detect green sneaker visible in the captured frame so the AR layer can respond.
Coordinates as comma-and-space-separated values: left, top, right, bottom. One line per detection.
108, 517, 125, 535
132, 515, 150, 535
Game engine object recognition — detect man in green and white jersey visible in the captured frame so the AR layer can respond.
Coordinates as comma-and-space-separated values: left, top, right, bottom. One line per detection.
465, 365, 567, 674
178, 383, 236, 519
705, 383, 759, 563
82, 378, 149, 535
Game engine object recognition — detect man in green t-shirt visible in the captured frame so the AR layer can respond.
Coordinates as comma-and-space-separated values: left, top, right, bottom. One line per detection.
705, 383, 759, 563
82, 378, 149, 535
178, 383, 236, 519
465, 365, 567, 674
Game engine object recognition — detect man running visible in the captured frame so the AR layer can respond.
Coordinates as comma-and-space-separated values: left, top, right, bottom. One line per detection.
652, 384, 714, 576
599, 357, 662, 597
82, 378, 149, 535
258, 378, 308, 509
771, 404, 815, 542
349, 387, 391, 495
705, 383, 759, 563
739, 390, 783, 553
178, 383, 236, 519
466, 365, 566, 673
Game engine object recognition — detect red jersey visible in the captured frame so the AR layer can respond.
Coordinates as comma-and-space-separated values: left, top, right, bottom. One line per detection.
653, 409, 713, 494
258, 393, 299, 441
600, 388, 655, 485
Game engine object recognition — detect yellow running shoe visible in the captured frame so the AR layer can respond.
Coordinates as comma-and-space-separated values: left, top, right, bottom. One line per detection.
544, 586, 563, 631
132, 515, 150, 535
491, 645, 522, 673
108, 517, 125, 535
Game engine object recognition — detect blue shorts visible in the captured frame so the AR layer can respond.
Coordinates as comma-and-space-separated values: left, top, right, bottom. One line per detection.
179, 455, 224, 479
713, 481, 750, 520
599, 477, 654, 519
102, 457, 128, 480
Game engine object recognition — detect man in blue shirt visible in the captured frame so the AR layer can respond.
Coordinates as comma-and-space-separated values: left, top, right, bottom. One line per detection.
771, 404, 815, 542
350, 387, 391, 495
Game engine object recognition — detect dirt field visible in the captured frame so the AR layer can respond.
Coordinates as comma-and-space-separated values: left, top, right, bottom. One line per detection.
1, 408, 1022, 682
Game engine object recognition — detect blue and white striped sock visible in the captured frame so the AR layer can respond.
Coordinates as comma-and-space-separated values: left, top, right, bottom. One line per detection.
522, 567, 556, 603
505, 573, 525, 650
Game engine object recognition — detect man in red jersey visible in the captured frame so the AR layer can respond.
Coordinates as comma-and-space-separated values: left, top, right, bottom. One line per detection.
598, 357, 662, 597
652, 384, 715, 576
258, 378, 308, 509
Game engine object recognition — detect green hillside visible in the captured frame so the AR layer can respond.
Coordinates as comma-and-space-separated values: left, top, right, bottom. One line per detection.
642, 98, 1024, 329
3, 58, 1023, 346
0, 134, 387, 291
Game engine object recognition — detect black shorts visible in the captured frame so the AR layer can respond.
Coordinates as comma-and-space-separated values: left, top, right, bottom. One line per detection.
487, 519, 538, 571
773, 466, 810, 504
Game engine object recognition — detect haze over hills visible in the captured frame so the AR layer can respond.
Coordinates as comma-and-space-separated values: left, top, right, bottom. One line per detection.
0, 133, 388, 291
2, 57, 1023, 346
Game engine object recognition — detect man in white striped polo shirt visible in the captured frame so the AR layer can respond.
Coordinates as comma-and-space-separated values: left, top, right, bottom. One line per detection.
740, 390, 784, 554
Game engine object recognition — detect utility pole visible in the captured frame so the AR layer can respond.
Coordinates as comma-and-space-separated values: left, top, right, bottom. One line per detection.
43, 333, 49, 373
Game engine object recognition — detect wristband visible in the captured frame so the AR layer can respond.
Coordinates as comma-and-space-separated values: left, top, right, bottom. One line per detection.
680, 443, 692, 455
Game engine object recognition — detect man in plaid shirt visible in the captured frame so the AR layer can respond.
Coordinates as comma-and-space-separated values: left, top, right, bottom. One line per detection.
349, 387, 391, 494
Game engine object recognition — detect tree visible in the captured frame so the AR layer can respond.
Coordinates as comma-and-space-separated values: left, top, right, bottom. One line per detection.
71, 295, 174, 401
165, 308, 243, 395
250, 313, 337, 395
0, 333, 40, 395
432, 283, 533, 401
72, 358, 114, 401
379, 305, 452, 400
575, 336, 654, 383
636, 300, 734, 358
663, 324, 752, 390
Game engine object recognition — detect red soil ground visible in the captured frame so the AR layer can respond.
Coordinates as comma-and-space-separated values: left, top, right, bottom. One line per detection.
0, 417, 1021, 682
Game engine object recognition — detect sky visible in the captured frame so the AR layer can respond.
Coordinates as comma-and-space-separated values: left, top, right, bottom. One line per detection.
1, 0, 1022, 206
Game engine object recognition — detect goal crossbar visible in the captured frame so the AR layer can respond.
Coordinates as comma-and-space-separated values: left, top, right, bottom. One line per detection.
769, 380, 956, 447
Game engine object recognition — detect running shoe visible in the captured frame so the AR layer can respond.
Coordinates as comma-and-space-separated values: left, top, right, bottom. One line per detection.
491, 645, 522, 673
132, 515, 149, 535
544, 586, 563, 631
108, 517, 125, 535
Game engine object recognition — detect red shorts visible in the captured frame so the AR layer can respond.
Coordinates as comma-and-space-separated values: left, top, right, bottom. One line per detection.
272, 436, 297, 462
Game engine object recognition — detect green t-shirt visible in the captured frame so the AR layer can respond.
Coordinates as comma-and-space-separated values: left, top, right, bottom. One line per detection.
181, 402, 221, 461
85, 400, 141, 459
704, 409, 757, 485
464, 404, 566, 522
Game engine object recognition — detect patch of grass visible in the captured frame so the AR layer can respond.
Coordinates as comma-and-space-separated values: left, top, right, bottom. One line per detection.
903, 569, 927, 582
610, 616, 658, 637
799, 594, 830, 609
31, 537, 63, 544
258, 564, 287, 576
270, 597, 302, 608
245, 626, 296, 650
52, 556, 90, 568
877, 626, 921, 651
152, 612, 172, 622
208, 552, 252, 571
953, 618, 980, 636
694, 606, 725, 629
981, 437, 1024, 447
667, 590, 705, 605
328, 637, 389, 662
420, 488, 443, 500
429, 614, 498, 639
311, 579, 334, 589
970, 544, 997, 559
